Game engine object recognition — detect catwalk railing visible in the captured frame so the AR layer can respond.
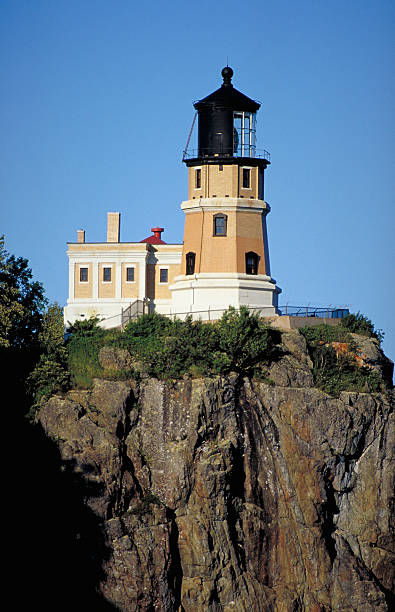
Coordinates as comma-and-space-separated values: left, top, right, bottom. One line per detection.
279, 306, 349, 319
98, 304, 350, 330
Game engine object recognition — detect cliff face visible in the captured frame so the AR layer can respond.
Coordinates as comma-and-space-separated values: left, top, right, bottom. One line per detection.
38, 330, 394, 611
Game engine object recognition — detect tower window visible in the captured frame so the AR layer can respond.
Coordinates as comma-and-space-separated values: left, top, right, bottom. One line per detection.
259, 169, 264, 199
195, 168, 201, 189
242, 168, 251, 189
159, 269, 168, 283
213, 213, 227, 236
103, 267, 112, 282
186, 252, 196, 276
245, 252, 259, 275
79, 267, 88, 282
126, 267, 135, 282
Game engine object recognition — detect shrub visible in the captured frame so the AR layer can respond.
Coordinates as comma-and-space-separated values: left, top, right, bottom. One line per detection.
214, 306, 274, 374
300, 324, 384, 397
120, 313, 217, 379
299, 323, 353, 347
117, 308, 276, 379
26, 303, 71, 419
340, 312, 384, 343
67, 316, 104, 337
66, 317, 106, 388
27, 354, 70, 407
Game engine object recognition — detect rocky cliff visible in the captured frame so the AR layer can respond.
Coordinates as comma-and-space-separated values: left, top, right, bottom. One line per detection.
36, 329, 394, 611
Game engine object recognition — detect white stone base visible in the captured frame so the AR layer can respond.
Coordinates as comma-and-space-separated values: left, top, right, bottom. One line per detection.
169, 273, 281, 320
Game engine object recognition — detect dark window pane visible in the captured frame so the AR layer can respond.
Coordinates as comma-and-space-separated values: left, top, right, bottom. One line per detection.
195, 168, 201, 189
243, 168, 251, 188
245, 252, 258, 275
126, 267, 134, 282
186, 252, 195, 275
214, 214, 227, 236
80, 267, 88, 282
160, 269, 168, 283
103, 267, 111, 282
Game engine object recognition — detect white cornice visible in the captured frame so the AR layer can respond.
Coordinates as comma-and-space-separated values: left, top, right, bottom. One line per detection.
181, 197, 270, 214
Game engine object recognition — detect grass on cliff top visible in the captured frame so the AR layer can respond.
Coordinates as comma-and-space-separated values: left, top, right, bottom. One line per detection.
299, 315, 386, 397
66, 307, 280, 388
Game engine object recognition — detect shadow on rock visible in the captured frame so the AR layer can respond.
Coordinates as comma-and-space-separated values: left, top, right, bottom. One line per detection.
13, 418, 119, 611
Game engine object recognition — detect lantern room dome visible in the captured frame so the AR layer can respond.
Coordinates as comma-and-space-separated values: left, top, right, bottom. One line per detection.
194, 67, 260, 113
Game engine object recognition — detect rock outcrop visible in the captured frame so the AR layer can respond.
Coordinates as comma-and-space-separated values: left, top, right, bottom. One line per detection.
37, 330, 394, 611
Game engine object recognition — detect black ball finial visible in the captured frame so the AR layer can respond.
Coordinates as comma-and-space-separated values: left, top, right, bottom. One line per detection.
221, 66, 233, 86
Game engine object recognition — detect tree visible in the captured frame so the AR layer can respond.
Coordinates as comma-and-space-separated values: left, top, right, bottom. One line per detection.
0, 236, 47, 349
27, 301, 70, 417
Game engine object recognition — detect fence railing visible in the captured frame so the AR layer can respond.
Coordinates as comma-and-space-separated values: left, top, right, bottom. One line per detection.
121, 300, 146, 329
182, 148, 271, 162
99, 303, 350, 329
279, 306, 349, 319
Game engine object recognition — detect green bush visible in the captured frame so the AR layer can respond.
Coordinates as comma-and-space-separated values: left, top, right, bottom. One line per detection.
340, 312, 384, 343
26, 303, 71, 419
66, 317, 105, 388
117, 307, 276, 379
299, 323, 353, 347
27, 354, 70, 406
300, 323, 384, 397
215, 306, 274, 373
312, 345, 383, 396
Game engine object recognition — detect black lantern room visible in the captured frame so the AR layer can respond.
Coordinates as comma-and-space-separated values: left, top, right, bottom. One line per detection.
183, 67, 270, 169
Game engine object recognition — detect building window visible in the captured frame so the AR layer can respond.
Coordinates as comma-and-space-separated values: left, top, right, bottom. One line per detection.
126, 267, 135, 282
79, 267, 88, 282
245, 251, 259, 275
213, 213, 227, 236
159, 269, 168, 283
103, 267, 112, 282
195, 168, 201, 189
186, 252, 195, 275
242, 168, 251, 189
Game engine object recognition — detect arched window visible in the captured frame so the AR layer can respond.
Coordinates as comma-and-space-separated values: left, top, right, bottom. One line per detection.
245, 251, 259, 275
186, 252, 196, 275
213, 213, 227, 236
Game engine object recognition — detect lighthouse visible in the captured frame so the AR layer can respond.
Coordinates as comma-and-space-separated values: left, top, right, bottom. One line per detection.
170, 66, 281, 317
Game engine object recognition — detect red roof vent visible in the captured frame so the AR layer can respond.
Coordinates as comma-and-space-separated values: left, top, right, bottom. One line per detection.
140, 227, 166, 244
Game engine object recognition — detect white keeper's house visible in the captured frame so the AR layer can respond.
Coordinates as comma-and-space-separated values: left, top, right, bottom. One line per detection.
64, 67, 282, 328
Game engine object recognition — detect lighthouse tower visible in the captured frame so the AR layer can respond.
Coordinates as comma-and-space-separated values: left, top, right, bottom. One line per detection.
170, 66, 281, 317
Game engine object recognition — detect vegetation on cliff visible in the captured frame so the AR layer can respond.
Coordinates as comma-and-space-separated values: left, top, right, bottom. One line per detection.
300, 315, 388, 397
66, 307, 279, 387
25, 306, 392, 419
1, 236, 392, 420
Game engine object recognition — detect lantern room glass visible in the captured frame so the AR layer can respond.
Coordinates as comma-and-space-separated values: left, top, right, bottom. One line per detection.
233, 111, 256, 157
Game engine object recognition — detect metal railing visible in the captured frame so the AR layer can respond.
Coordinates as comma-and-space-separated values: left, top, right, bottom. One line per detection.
121, 300, 146, 329
182, 148, 271, 162
164, 306, 274, 321
279, 306, 349, 319
97, 303, 349, 330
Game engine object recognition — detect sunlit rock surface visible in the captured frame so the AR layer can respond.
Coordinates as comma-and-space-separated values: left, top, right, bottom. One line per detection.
38, 331, 394, 611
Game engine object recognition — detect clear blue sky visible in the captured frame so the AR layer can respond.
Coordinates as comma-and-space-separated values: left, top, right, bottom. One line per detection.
1, 1, 394, 364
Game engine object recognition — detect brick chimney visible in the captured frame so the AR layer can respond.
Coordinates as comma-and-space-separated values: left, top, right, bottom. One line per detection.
107, 212, 120, 243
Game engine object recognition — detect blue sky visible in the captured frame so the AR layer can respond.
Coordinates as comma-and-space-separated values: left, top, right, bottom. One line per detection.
1, 1, 394, 364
